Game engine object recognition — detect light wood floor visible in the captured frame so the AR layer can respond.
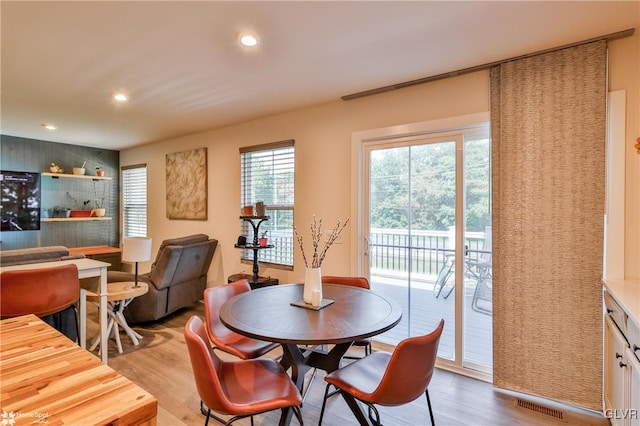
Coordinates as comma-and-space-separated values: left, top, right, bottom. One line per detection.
86, 302, 609, 426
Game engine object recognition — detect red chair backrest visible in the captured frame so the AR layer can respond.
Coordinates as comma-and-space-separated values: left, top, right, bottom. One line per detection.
184, 316, 231, 414
203, 279, 251, 345
1, 264, 79, 318
372, 319, 444, 405
321, 276, 370, 289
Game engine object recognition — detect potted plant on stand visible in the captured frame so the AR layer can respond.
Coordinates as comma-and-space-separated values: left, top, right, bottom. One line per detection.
243, 205, 254, 216
259, 230, 268, 247
255, 201, 266, 217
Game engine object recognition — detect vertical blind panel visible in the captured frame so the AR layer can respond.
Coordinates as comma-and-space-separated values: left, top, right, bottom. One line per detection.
491, 41, 606, 411
122, 166, 148, 237
240, 145, 294, 266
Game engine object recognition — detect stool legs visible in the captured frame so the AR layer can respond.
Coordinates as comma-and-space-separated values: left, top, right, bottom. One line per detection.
114, 299, 143, 344
89, 298, 142, 354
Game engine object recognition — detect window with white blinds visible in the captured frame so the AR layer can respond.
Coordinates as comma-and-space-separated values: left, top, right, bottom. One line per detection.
122, 164, 147, 238
240, 140, 295, 268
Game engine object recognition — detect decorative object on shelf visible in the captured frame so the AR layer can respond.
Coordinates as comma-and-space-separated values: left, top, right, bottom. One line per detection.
166, 147, 207, 220
255, 201, 266, 217
243, 205, 254, 216
70, 210, 92, 218
66, 194, 92, 217
237, 235, 248, 246
122, 237, 153, 288
259, 230, 268, 247
50, 206, 71, 218
94, 150, 105, 176
73, 161, 87, 175
92, 208, 106, 217
49, 163, 63, 173
93, 180, 106, 212
294, 215, 350, 304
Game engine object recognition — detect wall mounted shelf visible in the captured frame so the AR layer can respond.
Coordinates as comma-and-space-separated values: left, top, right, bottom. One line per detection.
42, 172, 112, 181
42, 217, 112, 222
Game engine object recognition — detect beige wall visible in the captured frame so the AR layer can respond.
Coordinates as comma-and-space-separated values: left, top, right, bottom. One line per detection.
608, 32, 640, 280
121, 32, 639, 284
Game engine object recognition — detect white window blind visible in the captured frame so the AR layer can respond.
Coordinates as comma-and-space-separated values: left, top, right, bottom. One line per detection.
122, 164, 147, 238
240, 140, 295, 267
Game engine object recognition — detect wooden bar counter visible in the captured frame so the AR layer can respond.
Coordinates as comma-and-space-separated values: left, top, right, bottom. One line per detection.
0, 315, 157, 425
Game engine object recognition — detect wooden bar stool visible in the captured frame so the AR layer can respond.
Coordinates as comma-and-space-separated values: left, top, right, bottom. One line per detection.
87, 281, 148, 353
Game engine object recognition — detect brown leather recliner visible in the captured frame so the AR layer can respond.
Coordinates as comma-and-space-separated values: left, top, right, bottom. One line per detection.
108, 234, 217, 323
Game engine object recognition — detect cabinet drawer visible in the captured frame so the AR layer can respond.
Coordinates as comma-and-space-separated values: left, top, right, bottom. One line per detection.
605, 290, 627, 334
628, 319, 640, 362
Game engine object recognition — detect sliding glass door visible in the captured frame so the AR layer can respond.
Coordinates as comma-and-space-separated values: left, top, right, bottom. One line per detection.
362, 126, 492, 375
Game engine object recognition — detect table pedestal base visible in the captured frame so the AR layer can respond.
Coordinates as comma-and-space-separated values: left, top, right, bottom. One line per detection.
279, 342, 353, 425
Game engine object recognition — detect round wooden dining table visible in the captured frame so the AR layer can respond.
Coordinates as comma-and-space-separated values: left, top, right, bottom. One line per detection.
219, 283, 402, 424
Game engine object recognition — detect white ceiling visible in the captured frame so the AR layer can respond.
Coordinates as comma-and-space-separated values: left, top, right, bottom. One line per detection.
1, 1, 637, 150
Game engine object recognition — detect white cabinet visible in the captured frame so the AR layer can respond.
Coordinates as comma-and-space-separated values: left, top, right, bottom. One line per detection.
605, 315, 630, 426
604, 283, 640, 426
627, 347, 640, 426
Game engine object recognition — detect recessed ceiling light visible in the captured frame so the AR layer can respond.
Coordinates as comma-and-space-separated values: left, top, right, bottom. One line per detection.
239, 34, 258, 47
42, 123, 57, 131
113, 92, 129, 102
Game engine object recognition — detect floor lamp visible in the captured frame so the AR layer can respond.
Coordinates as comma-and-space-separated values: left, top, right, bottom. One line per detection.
122, 237, 152, 287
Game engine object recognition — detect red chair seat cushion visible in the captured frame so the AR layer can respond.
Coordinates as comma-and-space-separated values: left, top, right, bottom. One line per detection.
218, 358, 301, 414
325, 352, 391, 403
217, 334, 279, 359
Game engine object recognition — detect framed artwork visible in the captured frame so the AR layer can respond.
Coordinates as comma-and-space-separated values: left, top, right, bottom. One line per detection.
166, 147, 207, 220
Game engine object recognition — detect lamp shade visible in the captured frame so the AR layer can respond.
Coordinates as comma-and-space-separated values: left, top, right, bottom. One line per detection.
122, 237, 152, 262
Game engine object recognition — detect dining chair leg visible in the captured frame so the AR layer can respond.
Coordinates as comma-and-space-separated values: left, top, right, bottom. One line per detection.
366, 403, 381, 426
425, 389, 435, 426
326, 385, 340, 400
318, 383, 332, 426
301, 367, 319, 404
292, 406, 304, 425
200, 401, 233, 426
72, 305, 80, 346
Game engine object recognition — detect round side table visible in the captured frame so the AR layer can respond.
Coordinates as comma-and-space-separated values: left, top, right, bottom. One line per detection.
87, 281, 148, 354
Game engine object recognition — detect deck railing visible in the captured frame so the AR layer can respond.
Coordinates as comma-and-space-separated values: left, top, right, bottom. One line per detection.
369, 227, 488, 279
247, 227, 489, 277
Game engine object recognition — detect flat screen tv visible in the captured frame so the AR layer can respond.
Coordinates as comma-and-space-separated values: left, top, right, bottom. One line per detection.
1, 171, 41, 231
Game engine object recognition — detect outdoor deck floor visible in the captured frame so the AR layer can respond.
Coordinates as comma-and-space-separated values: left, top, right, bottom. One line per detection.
369, 272, 493, 368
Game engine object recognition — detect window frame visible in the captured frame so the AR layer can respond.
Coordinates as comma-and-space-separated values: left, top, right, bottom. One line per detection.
240, 140, 295, 270
121, 164, 148, 238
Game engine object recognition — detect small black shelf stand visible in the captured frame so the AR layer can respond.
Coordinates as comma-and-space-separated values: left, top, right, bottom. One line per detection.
234, 215, 274, 286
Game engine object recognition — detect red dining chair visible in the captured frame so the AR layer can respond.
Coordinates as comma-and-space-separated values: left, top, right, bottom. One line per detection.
184, 316, 303, 426
321, 276, 372, 358
319, 319, 445, 426
203, 279, 279, 359
0, 264, 80, 342
201, 279, 280, 417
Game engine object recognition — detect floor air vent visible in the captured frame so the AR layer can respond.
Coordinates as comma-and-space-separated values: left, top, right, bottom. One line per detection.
514, 398, 567, 422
